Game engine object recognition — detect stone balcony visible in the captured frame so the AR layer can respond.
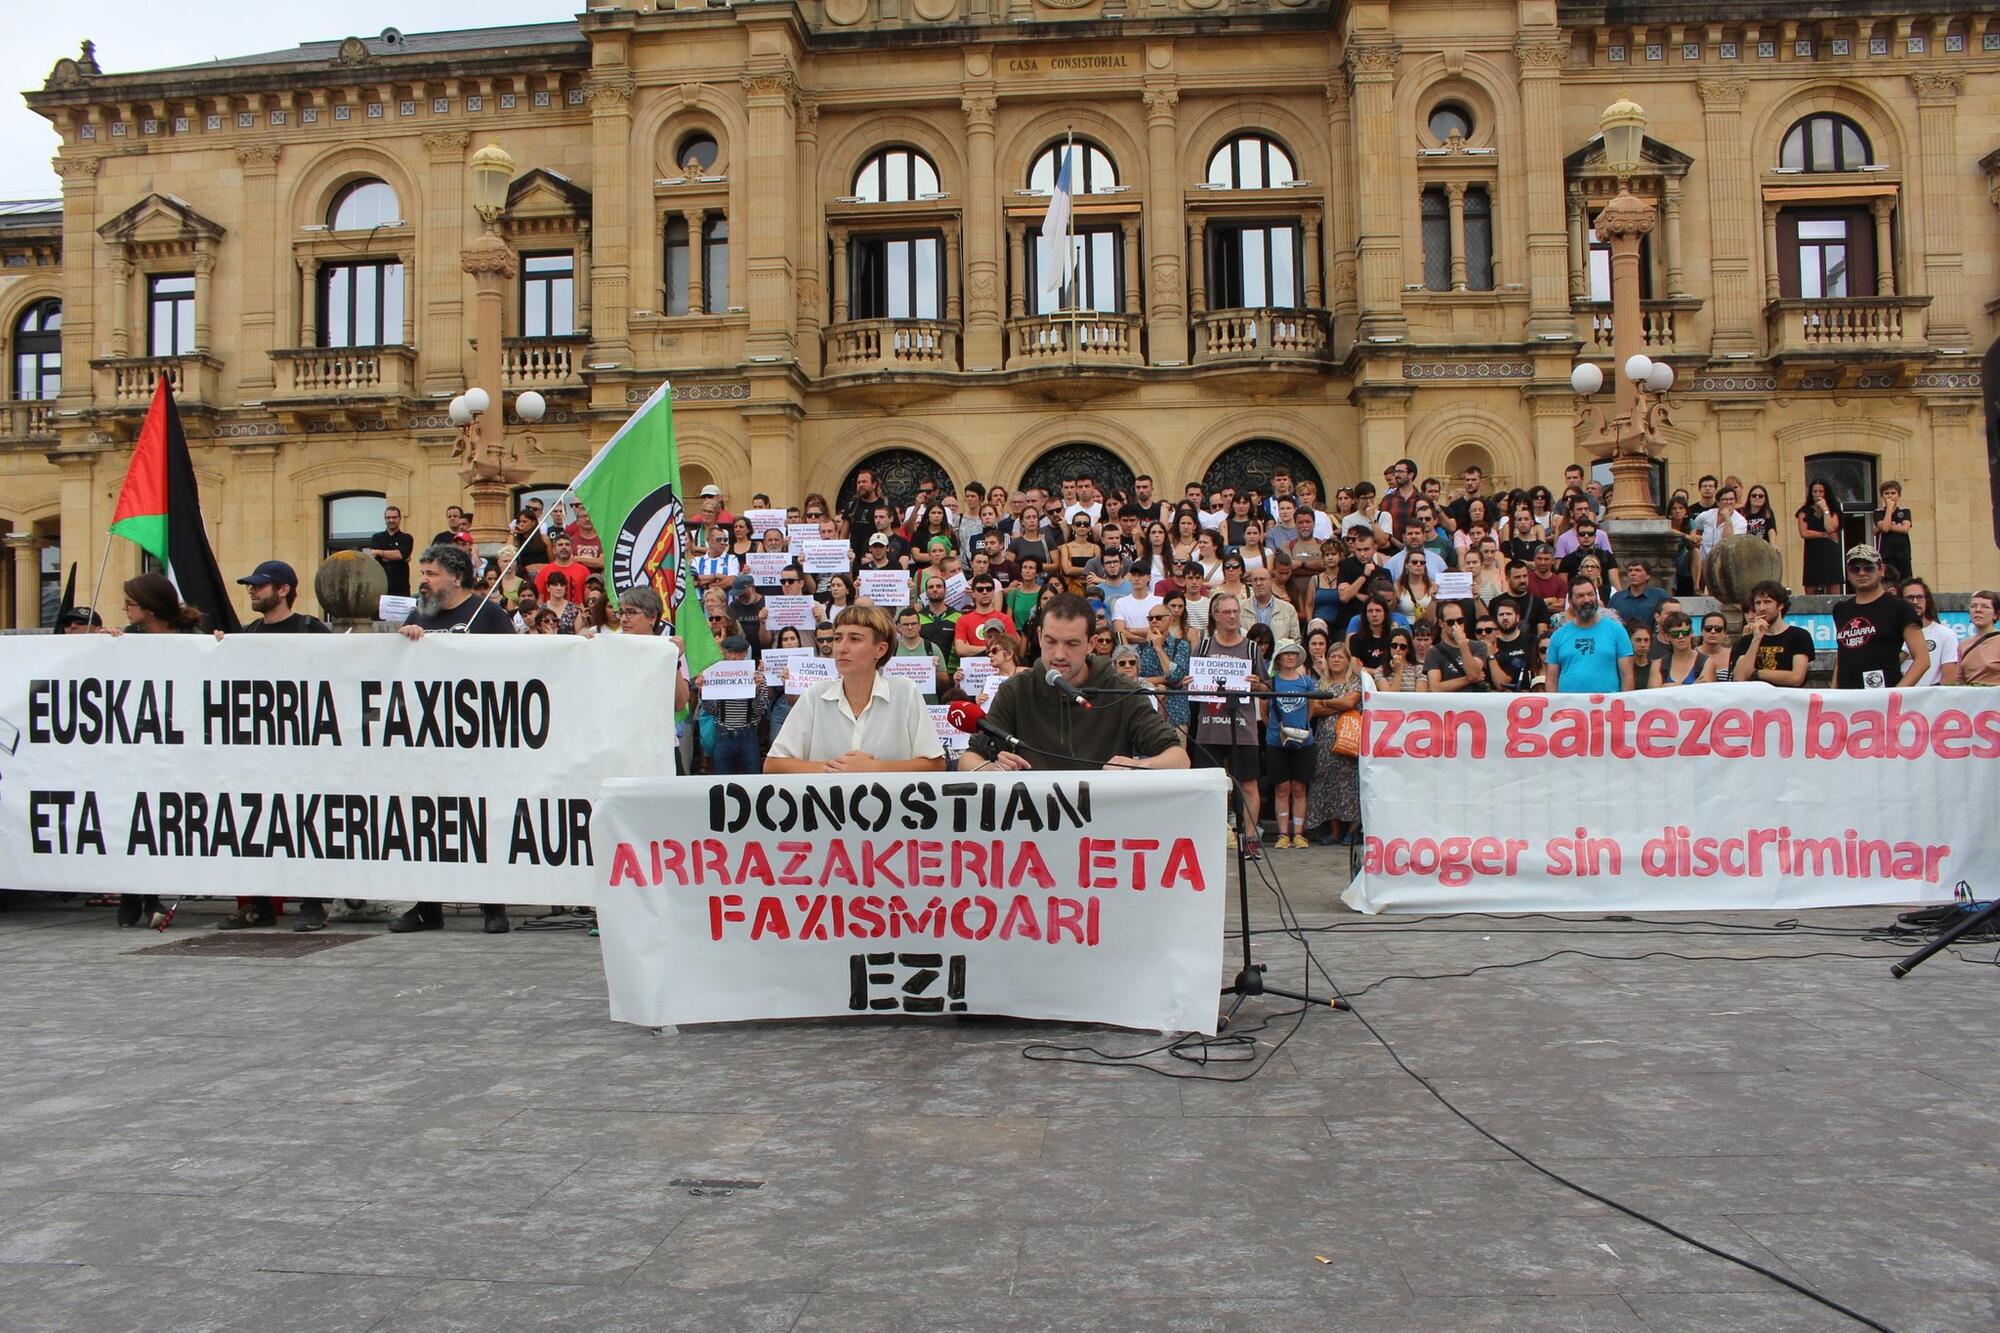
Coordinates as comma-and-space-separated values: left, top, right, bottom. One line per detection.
1575, 298, 1703, 356
267, 345, 420, 428
821, 318, 959, 405
1763, 296, 1934, 386
1006, 313, 1143, 368
501, 335, 588, 392
89, 353, 224, 410
1189, 307, 1331, 395
0, 399, 58, 446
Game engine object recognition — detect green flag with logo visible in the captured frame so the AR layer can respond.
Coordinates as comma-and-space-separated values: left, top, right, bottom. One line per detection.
572, 381, 720, 678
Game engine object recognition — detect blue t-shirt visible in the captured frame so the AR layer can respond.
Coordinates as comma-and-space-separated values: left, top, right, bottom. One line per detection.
1607, 585, 1669, 632
1266, 673, 1315, 747
1547, 616, 1633, 693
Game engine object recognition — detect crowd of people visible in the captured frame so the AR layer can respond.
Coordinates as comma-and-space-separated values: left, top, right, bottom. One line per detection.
67, 456, 2000, 876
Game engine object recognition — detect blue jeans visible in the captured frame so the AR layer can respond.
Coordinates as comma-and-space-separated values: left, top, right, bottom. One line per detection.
711, 728, 763, 775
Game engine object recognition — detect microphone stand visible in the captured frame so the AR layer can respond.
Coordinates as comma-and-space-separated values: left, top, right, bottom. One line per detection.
1081, 682, 1348, 1026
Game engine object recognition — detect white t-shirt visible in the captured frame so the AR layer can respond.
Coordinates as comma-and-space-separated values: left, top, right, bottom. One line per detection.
1693, 508, 1748, 556
1342, 511, 1395, 538
1906, 621, 1959, 686
1112, 593, 1162, 635
1062, 502, 1103, 526
1197, 509, 1227, 532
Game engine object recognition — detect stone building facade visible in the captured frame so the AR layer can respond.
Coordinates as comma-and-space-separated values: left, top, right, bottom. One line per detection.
2, 1, 1998, 625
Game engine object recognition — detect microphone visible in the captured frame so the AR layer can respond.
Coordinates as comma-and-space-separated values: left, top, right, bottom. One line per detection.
945, 699, 1022, 750
1044, 668, 1094, 709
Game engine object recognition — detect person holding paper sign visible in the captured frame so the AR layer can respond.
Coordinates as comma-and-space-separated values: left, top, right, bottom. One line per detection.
766, 606, 944, 774
959, 594, 1188, 775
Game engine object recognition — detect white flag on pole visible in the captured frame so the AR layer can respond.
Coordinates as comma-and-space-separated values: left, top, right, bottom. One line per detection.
1038, 146, 1075, 296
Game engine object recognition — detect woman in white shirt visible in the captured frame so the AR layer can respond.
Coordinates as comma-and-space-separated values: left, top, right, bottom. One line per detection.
765, 605, 946, 773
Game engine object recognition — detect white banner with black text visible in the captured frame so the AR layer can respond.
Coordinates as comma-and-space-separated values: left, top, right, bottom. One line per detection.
593, 770, 1230, 1032
1344, 683, 1997, 914
0, 634, 681, 904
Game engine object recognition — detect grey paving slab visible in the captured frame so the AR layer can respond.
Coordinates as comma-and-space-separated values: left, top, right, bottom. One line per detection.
0, 880, 1991, 1331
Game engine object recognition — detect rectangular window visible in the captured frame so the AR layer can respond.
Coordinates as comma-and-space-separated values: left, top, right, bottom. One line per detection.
318, 261, 404, 348
1209, 223, 1301, 310
147, 274, 195, 356
1421, 189, 1452, 292
1586, 228, 1656, 302
521, 253, 574, 337
664, 218, 691, 316
323, 492, 388, 556
702, 217, 730, 313
1778, 208, 1875, 301
1030, 227, 1121, 315
1463, 187, 1494, 291
850, 234, 944, 320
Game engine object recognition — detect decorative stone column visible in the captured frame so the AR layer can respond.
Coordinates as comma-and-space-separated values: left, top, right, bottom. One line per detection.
586, 73, 637, 366
1007, 224, 1027, 321
1595, 187, 1657, 427
1444, 183, 1469, 292
1187, 215, 1208, 318
1344, 39, 1405, 338
1566, 186, 1588, 302
109, 251, 133, 357
1515, 36, 1575, 337
462, 226, 520, 553
1141, 82, 1188, 363
959, 92, 1003, 370
423, 132, 471, 394
793, 99, 822, 375
829, 225, 850, 323
50, 155, 102, 423
1761, 202, 1781, 303
1910, 72, 1967, 344
192, 249, 216, 351
1661, 178, 1685, 298
4, 533, 41, 630
234, 144, 282, 389
1696, 78, 1757, 356
1323, 79, 1359, 352
683, 208, 707, 315
1871, 198, 1897, 296
742, 69, 798, 358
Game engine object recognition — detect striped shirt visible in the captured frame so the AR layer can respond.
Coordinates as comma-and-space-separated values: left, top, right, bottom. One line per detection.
691, 553, 742, 582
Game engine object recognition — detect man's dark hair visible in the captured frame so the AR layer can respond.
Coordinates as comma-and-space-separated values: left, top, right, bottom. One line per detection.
1353, 481, 1377, 499
1698, 474, 1718, 487
1134, 473, 1152, 484
1505, 559, 1528, 575
421, 542, 475, 588
1570, 575, 1598, 595
963, 478, 984, 493
1041, 591, 1094, 631
1395, 457, 1418, 475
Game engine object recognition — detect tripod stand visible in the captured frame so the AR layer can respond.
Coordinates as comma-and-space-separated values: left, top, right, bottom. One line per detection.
1082, 681, 1350, 1028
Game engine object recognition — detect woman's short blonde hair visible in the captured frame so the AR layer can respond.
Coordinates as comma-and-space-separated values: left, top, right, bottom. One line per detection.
834, 603, 896, 669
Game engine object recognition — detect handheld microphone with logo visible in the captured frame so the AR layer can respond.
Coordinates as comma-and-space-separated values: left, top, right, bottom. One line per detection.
945, 699, 1022, 750
1044, 668, 1094, 709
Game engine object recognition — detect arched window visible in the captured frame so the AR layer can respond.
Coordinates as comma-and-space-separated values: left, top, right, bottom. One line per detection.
1780, 114, 1871, 172
675, 133, 720, 174
13, 299, 61, 401
323, 491, 387, 556
328, 179, 401, 231
1202, 440, 1323, 500
1205, 134, 1296, 189
1021, 445, 1133, 503
853, 147, 941, 203
1027, 141, 1117, 194
839, 449, 953, 512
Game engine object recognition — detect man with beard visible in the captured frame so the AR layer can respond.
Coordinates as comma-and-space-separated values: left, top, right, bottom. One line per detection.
1543, 576, 1633, 693
215, 560, 333, 931
365, 505, 415, 598
1830, 544, 1927, 690
391, 544, 516, 933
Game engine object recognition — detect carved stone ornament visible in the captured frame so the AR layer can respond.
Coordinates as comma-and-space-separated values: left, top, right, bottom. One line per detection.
823, 0, 867, 25
423, 131, 470, 156
460, 231, 521, 279
960, 95, 997, 125
1909, 72, 1963, 102
741, 72, 794, 100
45, 58, 83, 91
1343, 42, 1402, 79
50, 154, 103, 180
1514, 39, 1567, 71
235, 143, 283, 168
1037, 0, 1095, 9
1150, 258, 1180, 296
1697, 77, 1748, 108
967, 269, 998, 302
1142, 87, 1179, 116
334, 36, 370, 67
797, 98, 820, 134
584, 77, 635, 109
1593, 189, 1657, 242
680, 82, 704, 108
795, 276, 819, 318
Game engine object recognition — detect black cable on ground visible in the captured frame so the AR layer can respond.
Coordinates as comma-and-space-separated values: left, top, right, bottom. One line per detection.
1238, 863, 1898, 1332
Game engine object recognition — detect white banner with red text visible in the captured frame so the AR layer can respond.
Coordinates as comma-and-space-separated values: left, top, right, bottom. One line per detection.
592, 770, 1229, 1032
0, 633, 681, 904
1344, 683, 1998, 914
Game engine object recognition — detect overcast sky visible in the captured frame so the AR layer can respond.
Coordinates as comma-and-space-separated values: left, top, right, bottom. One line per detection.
3, 3, 572, 198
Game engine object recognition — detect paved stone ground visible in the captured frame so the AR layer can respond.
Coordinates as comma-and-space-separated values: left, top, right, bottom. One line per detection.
0, 861, 1995, 1332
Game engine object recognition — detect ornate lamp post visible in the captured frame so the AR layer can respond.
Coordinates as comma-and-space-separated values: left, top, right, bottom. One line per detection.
454, 143, 543, 555
1572, 95, 1671, 523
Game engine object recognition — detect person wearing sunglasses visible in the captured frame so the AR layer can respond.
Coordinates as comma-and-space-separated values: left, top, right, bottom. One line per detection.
1424, 606, 1501, 693
1830, 543, 1927, 689
1651, 613, 1715, 687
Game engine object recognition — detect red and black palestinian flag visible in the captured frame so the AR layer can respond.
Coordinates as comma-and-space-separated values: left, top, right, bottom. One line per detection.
108, 375, 240, 632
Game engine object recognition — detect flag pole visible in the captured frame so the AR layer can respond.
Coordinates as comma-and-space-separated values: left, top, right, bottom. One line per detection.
83, 529, 118, 629
1064, 125, 1077, 370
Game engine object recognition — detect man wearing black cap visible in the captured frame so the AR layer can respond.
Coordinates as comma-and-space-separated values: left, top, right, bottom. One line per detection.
232, 560, 332, 636
211, 561, 332, 931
